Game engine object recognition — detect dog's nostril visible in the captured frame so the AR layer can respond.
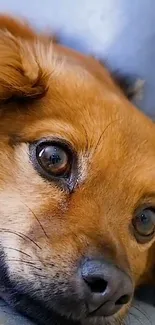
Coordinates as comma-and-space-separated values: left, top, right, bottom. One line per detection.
115, 294, 130, 306
85, 277, 108, 293
81, 259, 133, 317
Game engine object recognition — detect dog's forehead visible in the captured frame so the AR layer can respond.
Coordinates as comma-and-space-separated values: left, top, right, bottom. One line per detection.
33, 65, 155, 151
3, 52, 155, 166
35, 69, 155, 185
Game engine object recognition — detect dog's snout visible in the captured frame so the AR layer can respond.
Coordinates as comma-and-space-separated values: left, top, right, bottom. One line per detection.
80, 259, 133, 317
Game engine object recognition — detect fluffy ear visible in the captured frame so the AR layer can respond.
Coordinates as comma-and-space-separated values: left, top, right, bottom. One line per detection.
0, 14, 36, 39
0, 15, 49, 101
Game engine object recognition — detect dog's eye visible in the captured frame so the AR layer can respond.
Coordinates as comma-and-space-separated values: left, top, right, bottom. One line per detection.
37, 144, 70, 177
132, 208, 155, 242
30, 140, 77, 191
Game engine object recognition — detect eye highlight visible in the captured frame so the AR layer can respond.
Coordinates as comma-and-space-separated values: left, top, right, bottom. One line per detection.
37, 144, 70, 177
132, 208, 155, 243
29, 139, 77, 191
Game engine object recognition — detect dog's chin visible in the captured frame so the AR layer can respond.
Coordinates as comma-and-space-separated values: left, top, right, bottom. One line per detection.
0, 286, 123, 325
0, 278, 126, 325
2, 291, 109, 325
2, 292, 125, 325
0, 253, 127, 325
2, 290, 108, 325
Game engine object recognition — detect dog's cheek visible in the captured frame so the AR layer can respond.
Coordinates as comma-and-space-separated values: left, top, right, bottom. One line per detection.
140, 240, 155, 286
0, 144, 65, 278
126, 239, 155, 287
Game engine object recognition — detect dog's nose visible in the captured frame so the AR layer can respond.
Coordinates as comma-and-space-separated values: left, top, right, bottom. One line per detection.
80, 259, 133, 317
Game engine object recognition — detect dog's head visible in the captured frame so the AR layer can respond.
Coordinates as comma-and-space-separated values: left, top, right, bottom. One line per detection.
0, 15, 155, 325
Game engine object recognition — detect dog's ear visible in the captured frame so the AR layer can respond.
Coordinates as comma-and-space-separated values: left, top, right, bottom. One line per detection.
0, 14, 36, 40
0, 15, 49, 102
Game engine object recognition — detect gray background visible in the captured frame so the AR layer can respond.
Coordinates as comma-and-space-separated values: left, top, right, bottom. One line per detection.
0, 0, 155, 324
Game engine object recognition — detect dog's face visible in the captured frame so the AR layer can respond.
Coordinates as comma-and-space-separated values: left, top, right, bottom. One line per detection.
0, 15, 155, 325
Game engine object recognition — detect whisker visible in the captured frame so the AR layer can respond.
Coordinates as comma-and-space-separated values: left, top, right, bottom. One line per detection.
132, 305, 152, 325
0, 229, 42, 250
81, 124, 89, 153
5, 259, 44, 271
32, 273, 47, 278
21, 202, 49, 240
3, 247, 31, 258
94, 119, 121, 153
129, 311, 144, 325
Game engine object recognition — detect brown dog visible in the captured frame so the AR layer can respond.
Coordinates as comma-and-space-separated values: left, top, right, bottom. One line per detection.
0, 15, 155, 325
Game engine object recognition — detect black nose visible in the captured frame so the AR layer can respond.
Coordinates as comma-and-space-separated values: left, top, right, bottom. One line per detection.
81, 259, 133, 317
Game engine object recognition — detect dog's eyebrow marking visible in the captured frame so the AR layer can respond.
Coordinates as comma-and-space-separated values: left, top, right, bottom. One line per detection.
8, 134, 22, 146
135, 193, 155, 207
76, 119, 121, 184
94, 118, 121, 153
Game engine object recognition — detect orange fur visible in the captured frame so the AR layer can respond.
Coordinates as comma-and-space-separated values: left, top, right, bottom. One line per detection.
0, 14, 154, 325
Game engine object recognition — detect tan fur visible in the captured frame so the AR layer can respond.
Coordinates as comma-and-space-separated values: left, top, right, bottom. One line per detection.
0, 14, 154, 325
